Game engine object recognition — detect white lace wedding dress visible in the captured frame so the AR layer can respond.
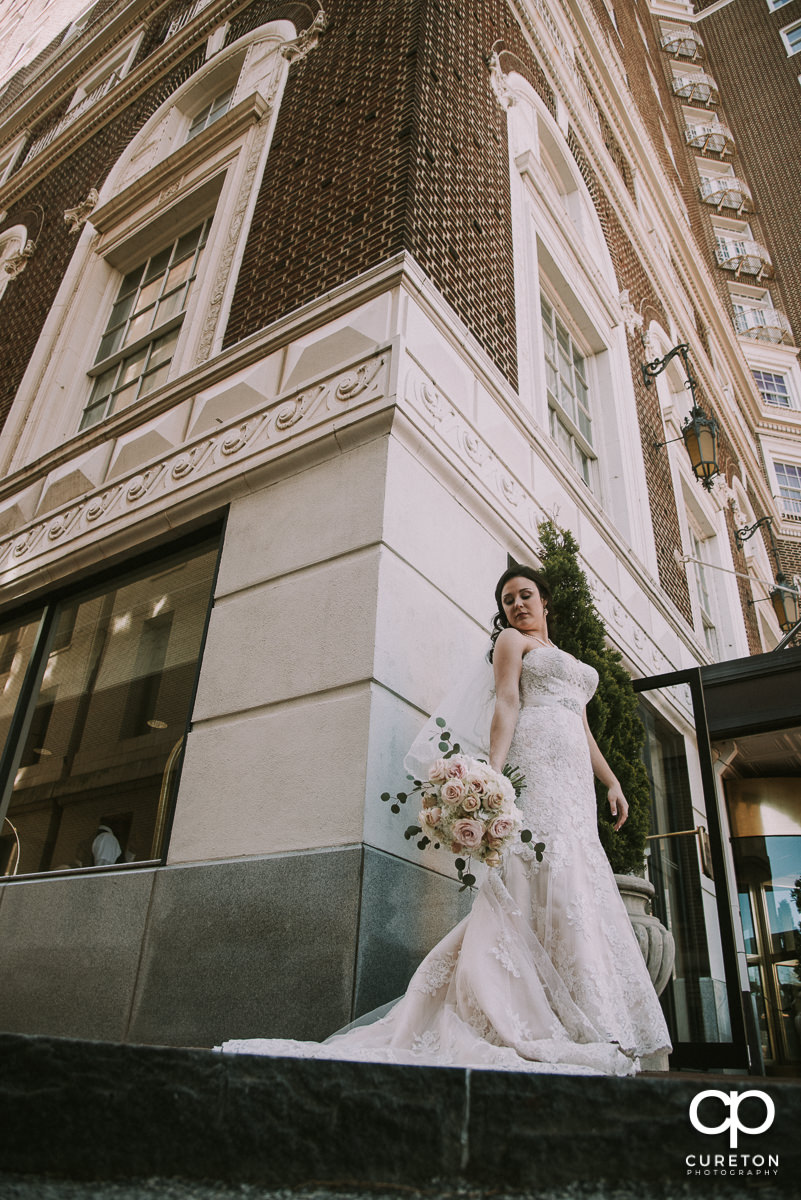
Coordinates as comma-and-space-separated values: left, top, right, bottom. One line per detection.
218, 645, 672, 1075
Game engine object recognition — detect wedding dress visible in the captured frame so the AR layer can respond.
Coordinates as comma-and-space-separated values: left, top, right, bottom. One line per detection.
218, 645, 672, 1075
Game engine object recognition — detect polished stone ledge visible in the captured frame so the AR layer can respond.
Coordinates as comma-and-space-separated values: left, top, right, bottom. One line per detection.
0, 1033, 798, 1196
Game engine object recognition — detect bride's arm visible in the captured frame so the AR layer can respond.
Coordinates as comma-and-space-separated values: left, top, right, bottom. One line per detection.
582, 710, 628, 831
488, 629, 524, 773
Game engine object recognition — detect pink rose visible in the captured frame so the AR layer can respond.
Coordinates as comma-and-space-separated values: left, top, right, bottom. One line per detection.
460, 793, 480, 812
484, 787, 504, 810
446, 760, 467, 779
428, 759, 449, 783
465, 773, 487, 795
441, 779, 466, 804
450, 818, 484, 849
420, 806, 442, 827
488, 815, 515, 841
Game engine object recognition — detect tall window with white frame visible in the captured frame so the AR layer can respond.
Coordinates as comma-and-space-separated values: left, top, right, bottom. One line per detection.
689, 528, 720, 657
186, 87, 234, 141
774, 461, 801, 518
540, 295, 596, 490
80, 219, 211, 431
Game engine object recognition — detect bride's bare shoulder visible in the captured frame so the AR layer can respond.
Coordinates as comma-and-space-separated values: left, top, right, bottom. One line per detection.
494, 627, 528, 655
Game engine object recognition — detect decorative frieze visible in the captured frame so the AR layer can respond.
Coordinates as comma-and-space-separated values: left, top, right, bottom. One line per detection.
280, 10, 329, 64
0, 351, 388, 579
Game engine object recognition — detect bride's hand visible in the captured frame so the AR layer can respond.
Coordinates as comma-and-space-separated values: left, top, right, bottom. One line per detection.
607, 783, 628, 831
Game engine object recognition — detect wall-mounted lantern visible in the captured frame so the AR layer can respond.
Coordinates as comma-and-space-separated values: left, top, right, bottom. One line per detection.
644, 343, 720, 490
735, 516, 801, 633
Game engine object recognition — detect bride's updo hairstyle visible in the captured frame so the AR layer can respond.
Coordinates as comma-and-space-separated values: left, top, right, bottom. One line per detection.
488, 566, 554, 661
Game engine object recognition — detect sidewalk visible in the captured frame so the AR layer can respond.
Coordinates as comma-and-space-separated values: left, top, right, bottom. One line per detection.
1, 1033, 797, 1198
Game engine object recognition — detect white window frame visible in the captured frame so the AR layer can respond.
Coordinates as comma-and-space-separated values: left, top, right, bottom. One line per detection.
540, 291, 597, 491
0, 22, 294, 475
752, 367, 796, 410
688, 522, 721, 658
780, 19, 801, 55
772, 459, 801, 518
66, 28, 144, 113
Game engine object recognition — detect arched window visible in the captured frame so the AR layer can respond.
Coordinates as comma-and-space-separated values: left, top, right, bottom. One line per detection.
3, 21, 295, 473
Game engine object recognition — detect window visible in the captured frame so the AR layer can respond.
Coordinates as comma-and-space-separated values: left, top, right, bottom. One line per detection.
753, 369, 794, 409
781, 20, 801, 54
768, 0, 794, 9
775, 461, 801, 517
186, 87, 234, 141
541, 295, 595, 489
689, 529, 720, 657
80, 219, 211, 430
0, 536, 219, 877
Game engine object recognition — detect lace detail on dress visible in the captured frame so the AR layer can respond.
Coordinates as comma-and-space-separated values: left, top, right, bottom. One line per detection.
409, 950, 458, 995
491, 930, 522, 977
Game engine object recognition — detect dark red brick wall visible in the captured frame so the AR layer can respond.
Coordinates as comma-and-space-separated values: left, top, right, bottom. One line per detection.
224, 0, 557, 387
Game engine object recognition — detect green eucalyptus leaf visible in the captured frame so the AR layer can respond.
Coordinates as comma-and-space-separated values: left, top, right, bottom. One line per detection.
462, 873, 476, 887
454, 857, 466, 871
380, 793, 390, 801
435, 717, 447, 727
438, 741, 449, 752
391, 804, 400, 814
520, 829, 532, 843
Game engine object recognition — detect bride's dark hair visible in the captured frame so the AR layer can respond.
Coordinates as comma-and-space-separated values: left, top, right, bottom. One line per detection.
488, 565, 554, 661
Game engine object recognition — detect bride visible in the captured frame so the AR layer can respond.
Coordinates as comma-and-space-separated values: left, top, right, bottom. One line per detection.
218, 567, 672, 1075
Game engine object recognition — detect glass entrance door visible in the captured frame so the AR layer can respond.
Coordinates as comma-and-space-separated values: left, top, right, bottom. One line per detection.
633, 667, 751, 1071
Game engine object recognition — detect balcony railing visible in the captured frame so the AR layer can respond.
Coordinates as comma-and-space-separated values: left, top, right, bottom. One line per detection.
715, 239, 773, 279
699, 176, 753, 213
164, 0, 214, 39
660, 26, 705, 60
686, 121, 735, 155
22, 71, 120, 163
672, 73, 719, 106
734, 307, 793, 344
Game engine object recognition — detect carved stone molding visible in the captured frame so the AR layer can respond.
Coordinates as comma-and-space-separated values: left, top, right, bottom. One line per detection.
404, 365, 545, 543
0, 351, 387, 579
64, 188, 99, 233
3, 239, 36, 278
280, 9, 329, 63
488, 51, 516, 111
619, 290, 644, 339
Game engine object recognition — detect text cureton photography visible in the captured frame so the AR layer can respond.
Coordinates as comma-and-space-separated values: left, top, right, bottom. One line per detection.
684, 1089, 781, 1178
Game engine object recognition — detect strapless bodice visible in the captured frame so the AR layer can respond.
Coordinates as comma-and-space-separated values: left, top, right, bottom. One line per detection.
518, 645, 598, 717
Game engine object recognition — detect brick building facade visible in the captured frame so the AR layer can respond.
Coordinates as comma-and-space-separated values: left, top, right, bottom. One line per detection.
0, 0, 798, 1070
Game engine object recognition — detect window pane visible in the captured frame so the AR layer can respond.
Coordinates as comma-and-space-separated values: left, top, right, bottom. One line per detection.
775, 461, 801, 515
5, 541, 219, 875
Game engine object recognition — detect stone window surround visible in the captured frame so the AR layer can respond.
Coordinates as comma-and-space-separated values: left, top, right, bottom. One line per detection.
1, 22, 293, 478
502, 68, 652, 562
66, 25, 145, 112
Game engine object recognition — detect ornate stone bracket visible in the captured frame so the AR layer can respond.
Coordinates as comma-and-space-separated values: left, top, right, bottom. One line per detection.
64, 188, 99, 233
488, 51, 516, 111
3, 239, 36, 278
280, 9, 329, 63
619, 290, 644, 339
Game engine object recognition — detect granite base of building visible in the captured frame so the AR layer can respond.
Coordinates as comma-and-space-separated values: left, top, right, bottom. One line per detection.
0, 846, 472, 1047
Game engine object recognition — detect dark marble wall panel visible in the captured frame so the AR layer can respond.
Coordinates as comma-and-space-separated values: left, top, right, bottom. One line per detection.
126, 848, 363, 1048
354, 846, 473, 1017
0, 869, 156, 1041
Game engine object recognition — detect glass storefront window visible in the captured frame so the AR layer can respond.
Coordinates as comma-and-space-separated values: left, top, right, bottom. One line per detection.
0, 616, 43, 874
0, 537, 218, 877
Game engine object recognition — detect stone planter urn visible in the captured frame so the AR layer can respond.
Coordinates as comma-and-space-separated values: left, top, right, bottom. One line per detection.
615, 873, 675, 997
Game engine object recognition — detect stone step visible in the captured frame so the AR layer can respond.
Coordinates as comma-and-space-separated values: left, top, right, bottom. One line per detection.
1, 1034, 797, 1198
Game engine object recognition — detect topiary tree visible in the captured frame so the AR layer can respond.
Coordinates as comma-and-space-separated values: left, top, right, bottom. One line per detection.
536, 519, 651, 875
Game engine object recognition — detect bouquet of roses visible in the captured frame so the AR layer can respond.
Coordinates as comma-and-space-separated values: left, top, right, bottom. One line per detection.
381, 719, 543, 889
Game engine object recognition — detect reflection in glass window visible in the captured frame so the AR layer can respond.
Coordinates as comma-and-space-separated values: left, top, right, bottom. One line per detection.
80, 219, 212, 430
775, 461, 801, 517
1, 538, 218, 876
